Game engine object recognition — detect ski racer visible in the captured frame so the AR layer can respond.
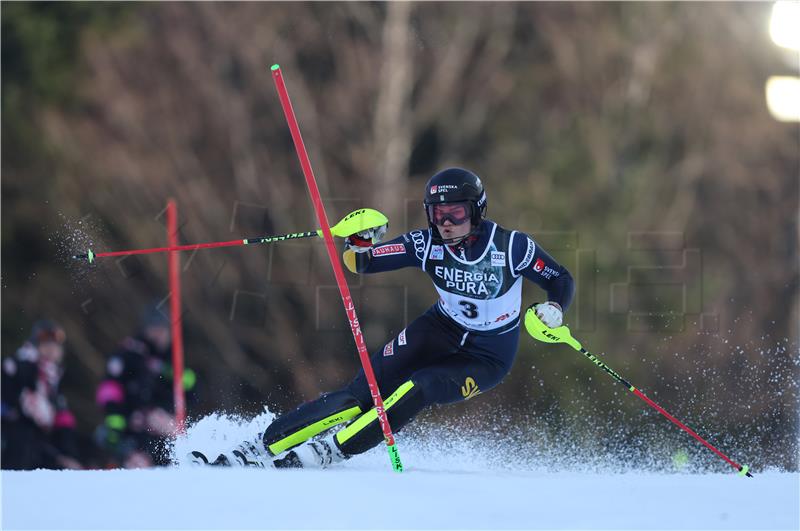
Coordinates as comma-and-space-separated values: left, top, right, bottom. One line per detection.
190, 167, 575, 468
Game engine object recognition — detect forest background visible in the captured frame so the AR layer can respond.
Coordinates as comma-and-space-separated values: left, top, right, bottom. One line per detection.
2, 2, 797, 470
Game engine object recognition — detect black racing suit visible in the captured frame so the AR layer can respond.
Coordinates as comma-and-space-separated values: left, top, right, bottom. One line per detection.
262, 219, 574, 457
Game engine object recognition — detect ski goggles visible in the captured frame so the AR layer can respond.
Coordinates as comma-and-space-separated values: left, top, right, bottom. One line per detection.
427, 202, 472, 226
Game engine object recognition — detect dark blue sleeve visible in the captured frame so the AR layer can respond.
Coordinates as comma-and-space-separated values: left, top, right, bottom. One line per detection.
353, 229, 429, 273
510, 232, 575, 311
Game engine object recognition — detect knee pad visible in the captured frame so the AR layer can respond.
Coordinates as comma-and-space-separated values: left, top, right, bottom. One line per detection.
264, 389, 363, 456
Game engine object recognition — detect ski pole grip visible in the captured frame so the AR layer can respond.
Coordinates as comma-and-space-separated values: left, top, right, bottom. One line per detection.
524, 307, 582, 351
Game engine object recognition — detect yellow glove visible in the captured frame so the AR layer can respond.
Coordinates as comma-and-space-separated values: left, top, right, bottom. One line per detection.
343, 249, 358, 274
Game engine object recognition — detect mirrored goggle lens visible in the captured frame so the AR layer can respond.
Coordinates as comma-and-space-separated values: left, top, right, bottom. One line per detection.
428, 203, 471, 225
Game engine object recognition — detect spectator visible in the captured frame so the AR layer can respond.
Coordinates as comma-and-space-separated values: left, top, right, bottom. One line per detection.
95, 307, 196, 468
1, 320, 82, 470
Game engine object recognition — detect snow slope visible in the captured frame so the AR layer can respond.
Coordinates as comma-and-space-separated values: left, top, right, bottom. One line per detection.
2, 467, 797, 530
2, 413, 797, 530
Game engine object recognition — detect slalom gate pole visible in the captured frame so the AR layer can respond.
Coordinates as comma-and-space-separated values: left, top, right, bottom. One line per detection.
271, 64, 403, 472
524, 308, 753, 477
167, 199, 186, 434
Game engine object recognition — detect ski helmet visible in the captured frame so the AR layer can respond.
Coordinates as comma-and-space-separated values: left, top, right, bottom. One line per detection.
423, 168, 487, 243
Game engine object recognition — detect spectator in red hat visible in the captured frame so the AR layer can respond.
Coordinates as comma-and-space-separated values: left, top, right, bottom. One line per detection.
1, 320, 82, 470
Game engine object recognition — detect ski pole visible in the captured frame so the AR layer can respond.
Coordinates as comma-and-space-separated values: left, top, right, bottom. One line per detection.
271, 63, 404, 473
524, 307, 753, 477
71, 208, 388, 264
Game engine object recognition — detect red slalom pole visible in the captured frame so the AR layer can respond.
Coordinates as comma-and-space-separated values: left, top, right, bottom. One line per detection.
271, 64, 403, 472
167, 199, 186, 435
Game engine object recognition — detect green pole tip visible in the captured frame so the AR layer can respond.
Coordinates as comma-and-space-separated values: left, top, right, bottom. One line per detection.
387, 443, 403, 472
270, 64, 280, 71
87, 250, 95, 264
672, 449, 689, 470
738, 465, 750, 476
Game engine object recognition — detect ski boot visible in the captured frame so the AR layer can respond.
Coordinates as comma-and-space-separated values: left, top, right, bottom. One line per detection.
272, 434, 348, 469
187, 432, 271, 468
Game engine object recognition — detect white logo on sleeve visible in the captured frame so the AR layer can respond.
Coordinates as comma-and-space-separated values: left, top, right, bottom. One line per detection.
517, 238, 536, 271
409, 230, 427, 260
398, 328, 407, 346
372, 244, 406, 257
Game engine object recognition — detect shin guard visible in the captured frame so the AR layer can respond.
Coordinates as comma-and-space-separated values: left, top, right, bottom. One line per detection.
264, 389, 363, 456
335, 380, 426, 456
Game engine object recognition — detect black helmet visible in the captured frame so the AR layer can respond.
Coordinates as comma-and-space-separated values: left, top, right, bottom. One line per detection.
423, 168, 487, 242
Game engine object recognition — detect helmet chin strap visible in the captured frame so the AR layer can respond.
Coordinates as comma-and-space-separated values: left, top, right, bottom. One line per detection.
442, 234, 467, 245
433, 222, 480, 245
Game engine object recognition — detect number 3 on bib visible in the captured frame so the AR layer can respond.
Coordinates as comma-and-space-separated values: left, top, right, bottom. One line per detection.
458, 300, 479, 319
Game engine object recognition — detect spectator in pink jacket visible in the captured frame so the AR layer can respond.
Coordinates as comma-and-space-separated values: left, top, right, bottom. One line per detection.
94, 308, 196, 468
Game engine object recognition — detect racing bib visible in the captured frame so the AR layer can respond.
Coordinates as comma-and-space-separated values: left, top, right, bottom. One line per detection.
423, 223, 522, 331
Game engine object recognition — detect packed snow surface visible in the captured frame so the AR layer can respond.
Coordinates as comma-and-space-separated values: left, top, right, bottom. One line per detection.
2, 413, 797, 530
3, 467, 797, 530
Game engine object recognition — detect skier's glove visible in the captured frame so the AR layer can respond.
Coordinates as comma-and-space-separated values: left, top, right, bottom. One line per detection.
344, 224, 387, 253
531, 301, 563, 328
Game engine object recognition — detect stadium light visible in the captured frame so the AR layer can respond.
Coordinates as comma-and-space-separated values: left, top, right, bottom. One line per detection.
765, 76, 800, 122
769, 2, 800, 51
